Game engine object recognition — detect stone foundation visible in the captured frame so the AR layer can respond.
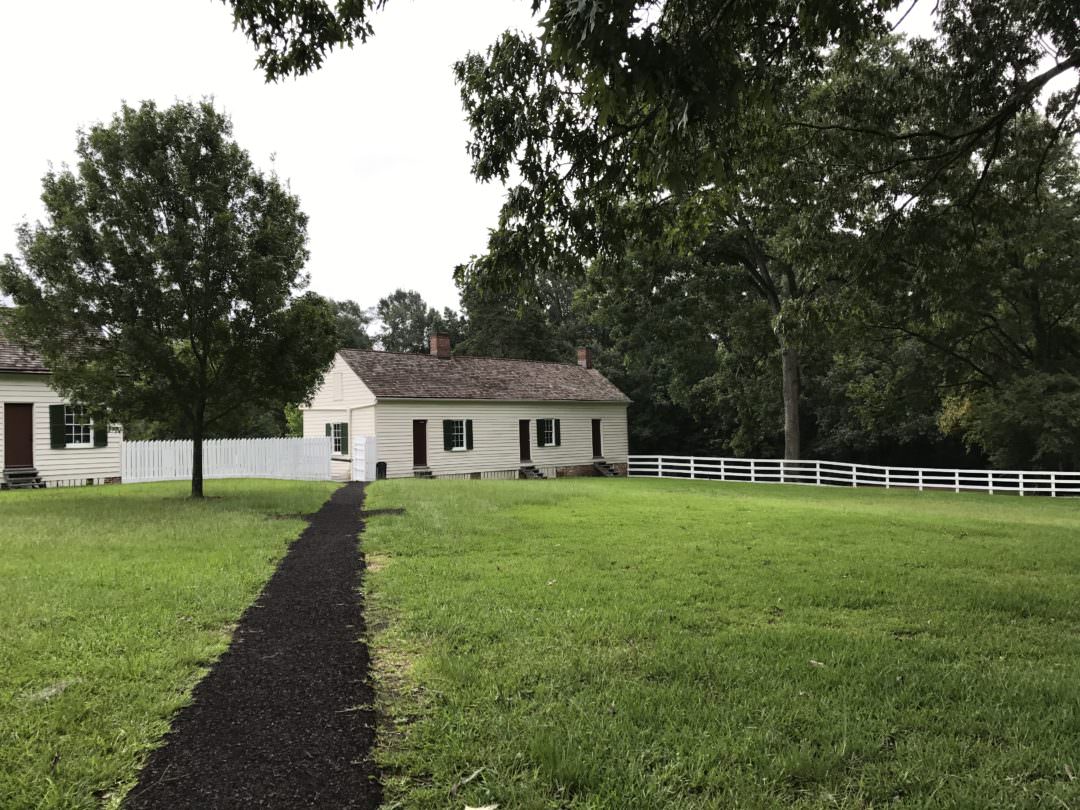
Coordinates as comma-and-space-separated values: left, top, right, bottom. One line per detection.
554, 463, 628, 478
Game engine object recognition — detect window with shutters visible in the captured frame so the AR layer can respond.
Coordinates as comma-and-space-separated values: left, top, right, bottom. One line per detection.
331, 422, 346, 455
537, 418, 561, 447
538, 419, 554, 447
442, 419, 473, 451
449, 419, 465, 450
64, 406, 93, 448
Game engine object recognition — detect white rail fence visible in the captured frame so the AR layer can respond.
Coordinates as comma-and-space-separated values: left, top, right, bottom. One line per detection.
628, 455, 1080, 497
123, 438, 333, 484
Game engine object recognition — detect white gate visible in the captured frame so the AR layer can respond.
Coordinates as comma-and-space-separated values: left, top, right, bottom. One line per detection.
352, 436, 378, 482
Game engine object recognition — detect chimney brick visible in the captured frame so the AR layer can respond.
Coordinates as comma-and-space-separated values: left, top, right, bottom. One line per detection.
430, 333, 452, 360
577, 347, 593, 369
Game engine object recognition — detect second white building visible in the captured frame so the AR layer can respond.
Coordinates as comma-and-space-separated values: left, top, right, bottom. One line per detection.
302, 334, 630, 480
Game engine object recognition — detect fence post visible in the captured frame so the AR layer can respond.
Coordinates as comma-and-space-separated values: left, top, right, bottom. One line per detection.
885, 467, 890, 489
988, 471, 994, 495
780, 459, 785, 484
690, 457, 696, 480
750, 459, 756, 483
954, 470, 960, 493
815, 461, 821, 486
1051, 471, 1057, 498
720, 457, 726, 481
1019, 472, 1024, 497
851, 464, 857, 488
918, 469, 923, 492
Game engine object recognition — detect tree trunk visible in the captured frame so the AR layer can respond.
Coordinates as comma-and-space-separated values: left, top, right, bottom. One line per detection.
191, 410, 205, 499
781, 345, 801, 460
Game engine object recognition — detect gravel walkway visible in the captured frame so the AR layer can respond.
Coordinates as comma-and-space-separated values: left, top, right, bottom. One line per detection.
125, 482, 379, 809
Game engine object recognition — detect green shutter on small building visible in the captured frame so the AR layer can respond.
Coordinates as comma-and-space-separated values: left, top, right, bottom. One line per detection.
465, 419, 474, 450
339, 422, 348, 455
536, 420, 545, 447
443, 420, 454, 451
554, 419, 561, 446
325, 423, 332, 437
49, 405, 66, 449
93, 425, 108, 447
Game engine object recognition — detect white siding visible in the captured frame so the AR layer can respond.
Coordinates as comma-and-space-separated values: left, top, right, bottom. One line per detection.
301, 404, 375, 461
352, 406, 375, 447
303, 409, 349, 438
304, 354, 376, 411
0, 373, 122, 484
373, 399, 628, 479
301, 353, 378, 465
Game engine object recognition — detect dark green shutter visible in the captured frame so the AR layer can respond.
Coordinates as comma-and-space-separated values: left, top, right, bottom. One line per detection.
465, 420, 474, 450
443, 420, 454, 451
339, 422, 348, 454
50, 405, 66, 449
536, 420, 545, 447
325, 423, 332, 437
554, 419, 561, 446
93, 425, 108, 447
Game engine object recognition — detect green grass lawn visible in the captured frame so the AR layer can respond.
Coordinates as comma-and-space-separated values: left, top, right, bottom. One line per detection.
363, 478, 1080, 809
0, 479, 338, 809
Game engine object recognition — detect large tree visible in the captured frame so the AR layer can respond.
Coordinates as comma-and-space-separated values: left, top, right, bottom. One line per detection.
454, 254, 587, 361
330, 298, 374, 349
0, 100, 339, 497
375, 288, 465, 353
855, 117, 1080, 468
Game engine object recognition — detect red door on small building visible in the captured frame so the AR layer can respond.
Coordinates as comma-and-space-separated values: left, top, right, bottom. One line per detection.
519, 420, 531, 462
4, 404, 34, 469
412, 420, 427, 467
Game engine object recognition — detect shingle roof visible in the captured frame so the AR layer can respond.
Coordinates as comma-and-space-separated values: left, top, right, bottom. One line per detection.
0, 309, 49, 374
339, 349, 630, 403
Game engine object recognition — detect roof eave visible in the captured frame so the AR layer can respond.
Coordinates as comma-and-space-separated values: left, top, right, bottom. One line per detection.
375, 395, 631, 404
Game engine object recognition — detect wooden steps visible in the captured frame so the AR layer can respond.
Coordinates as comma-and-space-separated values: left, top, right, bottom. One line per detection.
2, 467, 45, 490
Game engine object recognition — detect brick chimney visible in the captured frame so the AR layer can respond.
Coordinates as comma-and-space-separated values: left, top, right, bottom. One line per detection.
577, 347, 594, 369
430, 332, 452, 359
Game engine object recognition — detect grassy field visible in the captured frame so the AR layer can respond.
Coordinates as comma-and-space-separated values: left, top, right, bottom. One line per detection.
363, 478, 1080, 809
0, 479, 338, 809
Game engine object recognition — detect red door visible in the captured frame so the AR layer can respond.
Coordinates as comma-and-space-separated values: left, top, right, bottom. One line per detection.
4, 404, 34, 469
519, 420, 531, 462
412, 420, 427, 467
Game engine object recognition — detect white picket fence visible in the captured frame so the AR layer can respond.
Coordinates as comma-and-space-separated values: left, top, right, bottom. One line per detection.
627, 455, 1080, 497
123, 438, 333, 484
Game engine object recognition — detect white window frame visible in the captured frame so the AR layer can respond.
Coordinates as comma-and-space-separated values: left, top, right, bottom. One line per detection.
449, 419, 466, 451
539, 418, 555, 447
65, 405, 94, 448
331, 422, 345, 455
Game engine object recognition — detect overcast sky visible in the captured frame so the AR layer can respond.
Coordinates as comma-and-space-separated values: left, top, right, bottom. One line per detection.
0, 0, 538, 312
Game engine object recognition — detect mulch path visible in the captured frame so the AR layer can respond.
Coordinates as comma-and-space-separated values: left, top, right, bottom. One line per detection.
125, 482, 380, 809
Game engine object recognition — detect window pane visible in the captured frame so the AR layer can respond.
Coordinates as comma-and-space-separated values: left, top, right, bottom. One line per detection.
540, 419, 554, 446
65, 406, 92, 446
